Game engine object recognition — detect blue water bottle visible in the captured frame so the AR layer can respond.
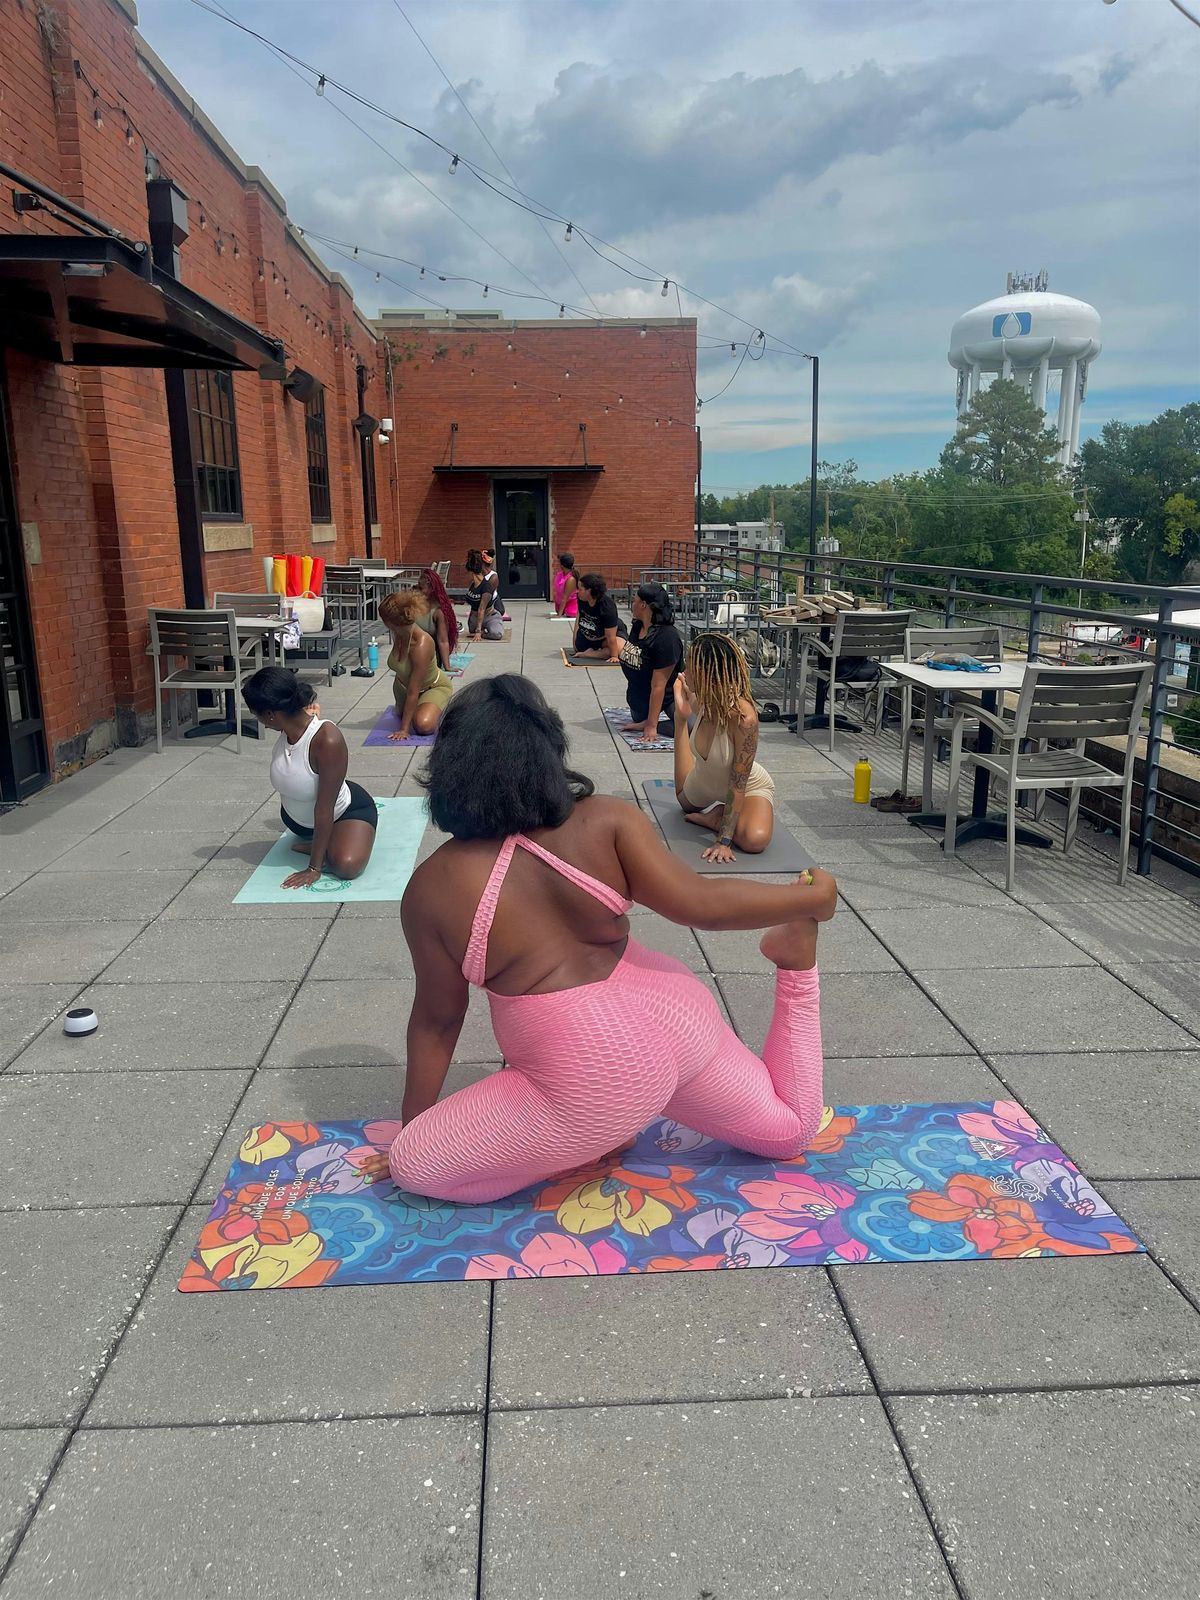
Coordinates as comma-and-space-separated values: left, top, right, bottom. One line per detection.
367, 637, 379, 673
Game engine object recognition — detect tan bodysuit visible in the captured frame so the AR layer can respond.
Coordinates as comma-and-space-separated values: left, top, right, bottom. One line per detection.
680, 718, 775, 811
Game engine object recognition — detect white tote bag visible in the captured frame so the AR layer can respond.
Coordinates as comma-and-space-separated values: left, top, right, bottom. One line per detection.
290, 590, 325, 635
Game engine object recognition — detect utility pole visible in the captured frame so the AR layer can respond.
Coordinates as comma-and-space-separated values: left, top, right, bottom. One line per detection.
1076, 482, 1089, 613
824, 489, 831, 540
806, 356, 820, 594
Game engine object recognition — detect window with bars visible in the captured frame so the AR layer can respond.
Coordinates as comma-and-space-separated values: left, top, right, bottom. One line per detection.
188, 370, 242, 519
305, 386, 332, 523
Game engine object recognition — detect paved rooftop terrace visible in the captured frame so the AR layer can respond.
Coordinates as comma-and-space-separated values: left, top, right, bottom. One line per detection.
1, 605, 1198, 1598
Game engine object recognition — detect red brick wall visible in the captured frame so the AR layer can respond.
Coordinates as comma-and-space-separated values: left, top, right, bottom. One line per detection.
382, 322, 697, 588
0, 0, 395, 772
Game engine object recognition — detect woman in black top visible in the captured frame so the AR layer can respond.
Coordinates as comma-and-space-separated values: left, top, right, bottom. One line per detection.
465, 548, 503, 642
620, 582, 683, 739
571, 573, 627, 662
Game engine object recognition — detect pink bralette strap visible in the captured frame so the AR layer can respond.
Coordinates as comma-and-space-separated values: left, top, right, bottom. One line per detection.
514, 834, 634, 915
462, 835, 519, 985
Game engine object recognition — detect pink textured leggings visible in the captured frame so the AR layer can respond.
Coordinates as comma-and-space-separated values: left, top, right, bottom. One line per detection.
389, 938, 824, 1203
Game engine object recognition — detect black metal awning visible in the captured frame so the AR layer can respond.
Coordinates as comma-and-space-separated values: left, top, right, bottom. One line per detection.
0, 234, 285, 372
433, 464, 604, 476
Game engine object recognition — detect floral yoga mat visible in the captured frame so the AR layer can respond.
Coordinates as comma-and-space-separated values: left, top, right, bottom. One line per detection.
604, 706, 673, 752
180, 1100, 1141, 1291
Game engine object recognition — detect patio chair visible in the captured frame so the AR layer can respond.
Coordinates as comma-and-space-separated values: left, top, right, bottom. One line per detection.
943, 663, 1153, 889
901, 625, 1005, 807
324, 564, 369, 670
212, 591, 287, 667
796, 609, 913, 751
148, 608, 245, 755
434, 559, 451, 580
350, 557, 385, 570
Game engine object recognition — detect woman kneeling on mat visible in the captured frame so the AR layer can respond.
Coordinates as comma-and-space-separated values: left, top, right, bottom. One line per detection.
380, 589, 453, 741
465, 549, 504, 642
388, 672, 835, 1205
673, 633, 775, 864
242, 666, 377, 889
619, 582, 683, 740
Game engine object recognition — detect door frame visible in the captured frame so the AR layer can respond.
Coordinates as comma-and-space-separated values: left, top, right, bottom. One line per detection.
491, 477, 549, 601
0, 370, 50, 802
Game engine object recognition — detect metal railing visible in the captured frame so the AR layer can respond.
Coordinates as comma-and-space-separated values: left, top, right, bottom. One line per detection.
662, 538, 1200, 882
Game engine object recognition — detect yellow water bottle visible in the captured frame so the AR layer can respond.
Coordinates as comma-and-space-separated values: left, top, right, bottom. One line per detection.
853, 754, 872, 804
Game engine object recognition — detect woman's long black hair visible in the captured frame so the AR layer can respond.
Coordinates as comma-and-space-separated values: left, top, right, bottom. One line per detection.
636, 581, 674, 628
242, 665, 316, 717
420, 674, 595, 839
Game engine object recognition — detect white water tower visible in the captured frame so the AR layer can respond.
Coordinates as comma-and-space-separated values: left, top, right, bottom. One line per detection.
949, 272, 1102, 465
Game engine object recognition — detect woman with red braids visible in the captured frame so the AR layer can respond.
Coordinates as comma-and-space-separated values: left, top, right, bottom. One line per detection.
416, 568, 460, 671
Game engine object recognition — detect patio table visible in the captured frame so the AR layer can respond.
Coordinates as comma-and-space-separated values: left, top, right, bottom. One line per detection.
885, 659, 1053, 851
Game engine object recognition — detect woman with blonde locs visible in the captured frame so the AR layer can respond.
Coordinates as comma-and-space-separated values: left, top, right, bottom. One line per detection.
673, 633, 775, 864
379, 589, 453, 741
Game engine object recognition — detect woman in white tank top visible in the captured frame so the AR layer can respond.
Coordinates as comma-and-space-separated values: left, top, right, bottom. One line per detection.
242, 667, 378, 889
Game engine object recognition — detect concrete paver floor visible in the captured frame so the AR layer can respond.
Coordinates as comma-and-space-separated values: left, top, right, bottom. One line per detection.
1, 604, 1198, 1599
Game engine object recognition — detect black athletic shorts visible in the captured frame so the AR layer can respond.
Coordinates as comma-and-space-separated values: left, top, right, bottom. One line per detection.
281, 779, 378, 839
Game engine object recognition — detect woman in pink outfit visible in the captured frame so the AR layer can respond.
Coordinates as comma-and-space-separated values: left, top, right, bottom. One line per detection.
552, 552, 579, 617
389, 674, 836, 1204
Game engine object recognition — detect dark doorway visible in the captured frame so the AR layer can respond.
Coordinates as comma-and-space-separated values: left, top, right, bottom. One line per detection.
0, 376, 49, 801
492, 479, 548, 600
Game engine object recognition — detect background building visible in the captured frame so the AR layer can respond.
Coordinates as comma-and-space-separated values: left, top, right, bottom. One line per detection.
0, 0, 696, 797
376, 311, 697, 600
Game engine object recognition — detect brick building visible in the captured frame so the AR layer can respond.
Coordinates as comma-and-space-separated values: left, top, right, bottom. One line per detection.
0, 0, 697, 799
375, 310, 697, 600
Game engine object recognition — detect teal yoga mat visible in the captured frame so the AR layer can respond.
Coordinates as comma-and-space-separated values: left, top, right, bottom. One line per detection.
233, 797, 427, 903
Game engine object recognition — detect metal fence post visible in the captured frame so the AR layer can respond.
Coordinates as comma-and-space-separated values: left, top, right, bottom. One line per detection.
1136, 597, 1176, 877
944, 574, 958, 627
1027, 584, 1044, 662
883, 565, 896, 610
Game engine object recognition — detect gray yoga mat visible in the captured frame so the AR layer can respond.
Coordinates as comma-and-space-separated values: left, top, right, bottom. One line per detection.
642, 778, 813, 875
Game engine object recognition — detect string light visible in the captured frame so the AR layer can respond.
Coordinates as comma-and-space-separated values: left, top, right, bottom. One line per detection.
482, 284, 488, 297
660, 279, 670, 298
448, 153, 459, 174
639, 326, 647, 339
564, 223, 573, 243
124, 119, 135, 147
316, 74, 326, 96
558, 304, 565, 317
93, 101, 104, 129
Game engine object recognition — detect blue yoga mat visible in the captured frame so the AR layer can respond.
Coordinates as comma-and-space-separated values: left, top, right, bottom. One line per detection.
449, 651, 475, 669
233, 796, 427, 903
181, 1100, 1142, 1291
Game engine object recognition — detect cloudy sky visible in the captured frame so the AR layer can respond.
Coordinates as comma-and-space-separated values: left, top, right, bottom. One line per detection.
141, 0, 1199, 490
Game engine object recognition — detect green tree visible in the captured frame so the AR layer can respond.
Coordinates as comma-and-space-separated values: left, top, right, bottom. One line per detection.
1163, 492, 1200, 564
1076, 403, 1200, 583
940, 378, 1062, 486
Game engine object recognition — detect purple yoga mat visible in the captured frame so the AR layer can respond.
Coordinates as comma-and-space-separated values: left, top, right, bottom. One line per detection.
363, 707, 437, 747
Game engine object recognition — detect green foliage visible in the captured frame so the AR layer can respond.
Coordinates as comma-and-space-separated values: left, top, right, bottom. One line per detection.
1169, 696, 1200, 752
1076, 403, 1200, 583
940, 379, 1062, 486
704, 397, 1198, 592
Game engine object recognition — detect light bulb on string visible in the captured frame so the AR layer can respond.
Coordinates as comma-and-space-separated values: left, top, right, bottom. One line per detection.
353, 246, 359, 258
93, 100, 103, 130
661, 279, 670, 297
233, 240, 240, 259
448, 153, 459, 174
419, 266, 425, 278
124, 119, 135, 147
617, 395, 623, 404
316, 75, 326, 97
563, 370, 570, 379
564, 223, 573, 243
730, 343, 737, 356
639, 326, 647, 339
482, 284, 488, 297
506, 341, 514, 352
654, 418, 660, 427
558, 304, 565, 318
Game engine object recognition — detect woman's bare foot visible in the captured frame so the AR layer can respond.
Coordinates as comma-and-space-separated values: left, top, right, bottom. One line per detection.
759, 916, 819, 971
683, 808, 721, 832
